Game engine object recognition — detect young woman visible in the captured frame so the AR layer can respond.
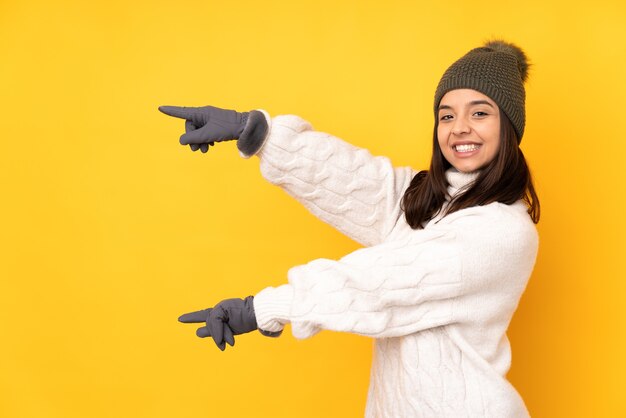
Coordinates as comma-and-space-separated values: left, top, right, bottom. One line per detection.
159, 39, 540, 417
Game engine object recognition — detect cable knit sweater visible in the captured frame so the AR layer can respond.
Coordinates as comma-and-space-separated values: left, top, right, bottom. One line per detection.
244, 109, 539, 418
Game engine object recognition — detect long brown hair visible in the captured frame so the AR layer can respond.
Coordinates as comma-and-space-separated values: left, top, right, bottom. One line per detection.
400, 108, 540, 229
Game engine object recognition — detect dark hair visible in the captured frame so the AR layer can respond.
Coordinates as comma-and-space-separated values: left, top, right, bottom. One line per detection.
400, 108, 540, 229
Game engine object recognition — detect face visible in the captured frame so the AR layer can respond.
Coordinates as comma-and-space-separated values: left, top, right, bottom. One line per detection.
437, 89, 501, 173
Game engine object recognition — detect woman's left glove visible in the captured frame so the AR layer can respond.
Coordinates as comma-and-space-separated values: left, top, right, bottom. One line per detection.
178, 296, 281, 351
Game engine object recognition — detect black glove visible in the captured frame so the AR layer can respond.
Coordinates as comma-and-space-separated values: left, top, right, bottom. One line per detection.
158, 105, 268, 156
178, 296, 281, 351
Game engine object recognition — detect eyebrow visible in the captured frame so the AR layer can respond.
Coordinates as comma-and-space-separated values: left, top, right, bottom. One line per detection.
438, 100, 495, 111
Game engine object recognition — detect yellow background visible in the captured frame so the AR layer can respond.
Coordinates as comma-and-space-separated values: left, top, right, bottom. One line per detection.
1, 0, 624, 417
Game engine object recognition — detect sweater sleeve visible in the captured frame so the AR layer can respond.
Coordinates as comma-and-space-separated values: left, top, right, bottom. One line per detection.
241, 109, 415, 247
253, 203, 539, 339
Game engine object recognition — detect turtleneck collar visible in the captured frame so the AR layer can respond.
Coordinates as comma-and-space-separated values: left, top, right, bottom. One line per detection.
445, 167, 481, 198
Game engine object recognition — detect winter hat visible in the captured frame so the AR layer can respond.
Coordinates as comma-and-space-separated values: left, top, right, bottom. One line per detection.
433, 39, 531, 143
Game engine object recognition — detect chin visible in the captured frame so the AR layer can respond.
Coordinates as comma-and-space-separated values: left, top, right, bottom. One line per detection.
452, 164, 479, 173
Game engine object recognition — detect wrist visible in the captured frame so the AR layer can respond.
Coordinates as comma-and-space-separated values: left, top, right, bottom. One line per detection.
253, 285, 294, 334
237, 109, 270, 158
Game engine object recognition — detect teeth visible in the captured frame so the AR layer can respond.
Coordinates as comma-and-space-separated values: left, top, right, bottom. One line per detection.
454, 144, 480, 152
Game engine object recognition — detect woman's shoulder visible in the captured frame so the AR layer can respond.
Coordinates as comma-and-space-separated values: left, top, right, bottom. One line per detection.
420, 201, 539, 262
436, 200, 537, 238
438, 199, 529, 221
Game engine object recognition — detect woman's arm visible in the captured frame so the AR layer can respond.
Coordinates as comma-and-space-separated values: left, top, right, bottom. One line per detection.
241, 110, 416, 247
254, 227, 463, 338
252, 203, 539, 339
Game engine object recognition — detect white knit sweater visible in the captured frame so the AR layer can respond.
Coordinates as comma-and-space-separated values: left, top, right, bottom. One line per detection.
245, 110, 538, 418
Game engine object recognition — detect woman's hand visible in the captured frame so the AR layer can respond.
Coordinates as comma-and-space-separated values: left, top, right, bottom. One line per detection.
158, 105, 250, 153
178, 296, 281, 351
159, 105, 269, 157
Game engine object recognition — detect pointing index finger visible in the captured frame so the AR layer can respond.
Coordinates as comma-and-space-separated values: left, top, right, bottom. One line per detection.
178, 308, 212, 323
158, 105, 197, 120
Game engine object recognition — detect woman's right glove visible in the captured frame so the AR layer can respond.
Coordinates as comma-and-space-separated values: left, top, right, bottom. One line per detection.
158, 105, 268, 157
178, 296, 282, 351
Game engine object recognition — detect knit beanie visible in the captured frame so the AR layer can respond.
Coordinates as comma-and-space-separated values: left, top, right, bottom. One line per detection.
433, 39, 531, 143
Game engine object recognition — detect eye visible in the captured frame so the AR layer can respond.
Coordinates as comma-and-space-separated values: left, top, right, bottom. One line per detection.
474, 111, 488, 117
439, 115, 452, 121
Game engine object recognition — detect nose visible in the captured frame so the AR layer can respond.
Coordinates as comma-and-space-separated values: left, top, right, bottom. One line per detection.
452, 117, 470, 135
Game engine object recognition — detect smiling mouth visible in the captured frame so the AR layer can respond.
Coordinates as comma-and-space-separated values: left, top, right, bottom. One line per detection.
453, 144, 481, 152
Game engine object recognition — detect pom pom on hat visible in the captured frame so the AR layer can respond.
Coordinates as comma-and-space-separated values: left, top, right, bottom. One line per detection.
483, 39, 531, 83
434, 38, 532, 142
